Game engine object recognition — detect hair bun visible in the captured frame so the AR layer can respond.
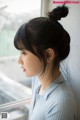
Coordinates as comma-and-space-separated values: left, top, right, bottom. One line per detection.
48, 5, 69, 21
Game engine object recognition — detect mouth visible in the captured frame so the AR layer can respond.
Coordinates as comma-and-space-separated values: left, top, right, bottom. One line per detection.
21, 67, 26, 72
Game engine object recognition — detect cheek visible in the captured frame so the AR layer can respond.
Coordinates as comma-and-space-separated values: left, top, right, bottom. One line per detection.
24, 58, 42, 76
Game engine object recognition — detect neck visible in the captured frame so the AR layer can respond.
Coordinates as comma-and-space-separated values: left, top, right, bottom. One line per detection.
38, 66, 61, 93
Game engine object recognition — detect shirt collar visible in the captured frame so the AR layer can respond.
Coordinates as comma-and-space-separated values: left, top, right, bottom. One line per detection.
35, 74, 65, 100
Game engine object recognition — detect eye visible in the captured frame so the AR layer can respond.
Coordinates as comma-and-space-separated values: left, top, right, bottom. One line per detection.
22, 51, 26, 54
21, 50, 27, 55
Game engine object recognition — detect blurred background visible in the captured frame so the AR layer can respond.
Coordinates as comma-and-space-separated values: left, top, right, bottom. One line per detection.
0, 0, 41, 119
0, 0, 41, 82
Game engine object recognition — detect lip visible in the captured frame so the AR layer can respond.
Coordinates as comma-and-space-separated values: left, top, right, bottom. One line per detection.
23, 68, 26, 72
21, 67, 26, 72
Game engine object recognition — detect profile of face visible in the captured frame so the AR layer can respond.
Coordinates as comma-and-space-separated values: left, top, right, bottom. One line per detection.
18, 47, 55, 77
18, 49, 43, 77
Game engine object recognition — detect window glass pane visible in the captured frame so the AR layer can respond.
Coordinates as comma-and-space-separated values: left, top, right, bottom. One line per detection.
0, 0, 41, 106
0, 70, 32, 119
0, 98, 31, 120
0, 0, 41, 57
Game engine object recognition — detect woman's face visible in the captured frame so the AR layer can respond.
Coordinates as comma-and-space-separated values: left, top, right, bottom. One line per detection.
18, 49, 43, 77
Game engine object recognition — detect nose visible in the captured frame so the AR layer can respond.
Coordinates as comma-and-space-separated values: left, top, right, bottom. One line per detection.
18, 54, 23, 64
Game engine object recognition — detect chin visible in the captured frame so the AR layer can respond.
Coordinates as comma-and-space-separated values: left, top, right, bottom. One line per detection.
25, 71, 39, 77
25, 73, 35, 77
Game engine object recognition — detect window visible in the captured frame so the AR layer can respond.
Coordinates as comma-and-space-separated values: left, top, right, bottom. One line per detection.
0, 0, 41, 81
0, 0, 41, 119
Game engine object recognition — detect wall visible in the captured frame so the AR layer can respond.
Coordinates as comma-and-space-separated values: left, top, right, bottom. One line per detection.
41, 0, 80, 119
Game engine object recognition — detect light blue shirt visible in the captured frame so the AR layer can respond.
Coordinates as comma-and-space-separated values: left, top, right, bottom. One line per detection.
29, 74, 77, 120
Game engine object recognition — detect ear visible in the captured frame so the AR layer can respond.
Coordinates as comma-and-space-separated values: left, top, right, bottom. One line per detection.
45, 48, 55, 63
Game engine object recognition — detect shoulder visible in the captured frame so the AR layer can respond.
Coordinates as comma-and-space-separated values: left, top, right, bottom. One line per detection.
45, 89, 77, 120
46, 94, 77, 120
45, 75, 77, 119
48, 74, 77, 108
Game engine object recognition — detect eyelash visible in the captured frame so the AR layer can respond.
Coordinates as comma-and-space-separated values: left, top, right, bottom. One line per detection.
21, 51, 26, 55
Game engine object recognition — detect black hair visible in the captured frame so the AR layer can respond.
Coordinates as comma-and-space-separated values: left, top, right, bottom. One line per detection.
14, 5, 70, 73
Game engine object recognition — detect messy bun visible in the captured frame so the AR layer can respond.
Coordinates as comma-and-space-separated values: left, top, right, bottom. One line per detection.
48, 5, 69, 21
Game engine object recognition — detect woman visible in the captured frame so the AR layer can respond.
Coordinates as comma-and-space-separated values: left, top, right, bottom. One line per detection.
14, 5, 77, 120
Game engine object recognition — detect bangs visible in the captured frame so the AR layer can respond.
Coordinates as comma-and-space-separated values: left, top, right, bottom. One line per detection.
14, 24, 27, 50
14, 38, 25, 50
14, 23, 38, 56
14, 23, 34, 51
